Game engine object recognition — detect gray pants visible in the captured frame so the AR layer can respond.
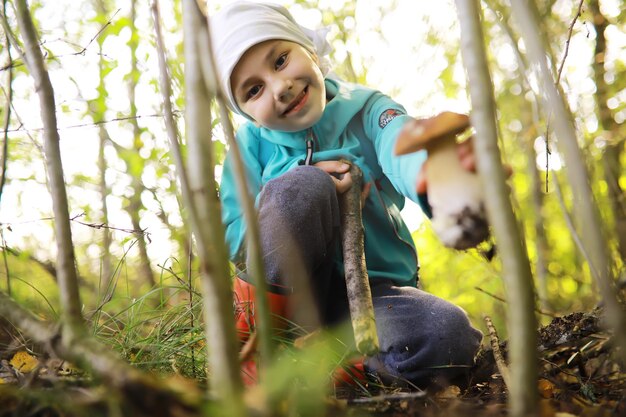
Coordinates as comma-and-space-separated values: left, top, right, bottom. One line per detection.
250, 165, 483, 387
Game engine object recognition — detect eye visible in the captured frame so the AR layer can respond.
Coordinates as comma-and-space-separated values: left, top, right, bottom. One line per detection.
275, 52, 288, 70
245, 84, 262, 101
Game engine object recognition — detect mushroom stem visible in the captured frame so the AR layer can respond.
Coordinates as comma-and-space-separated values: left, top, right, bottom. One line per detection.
426, 134, 489, 249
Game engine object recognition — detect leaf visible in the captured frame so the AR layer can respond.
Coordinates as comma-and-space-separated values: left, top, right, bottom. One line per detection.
9, 350, 39, 373
435, 384, 461, 399
538, 378, 557, 399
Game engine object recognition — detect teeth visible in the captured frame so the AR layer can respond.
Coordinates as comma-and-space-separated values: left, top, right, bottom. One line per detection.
285, 87, 306, 115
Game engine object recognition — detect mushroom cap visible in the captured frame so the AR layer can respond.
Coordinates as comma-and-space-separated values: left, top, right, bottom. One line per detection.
394, 112, 471, 155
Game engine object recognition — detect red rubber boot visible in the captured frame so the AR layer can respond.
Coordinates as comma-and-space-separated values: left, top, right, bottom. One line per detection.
233, 276, 289, 385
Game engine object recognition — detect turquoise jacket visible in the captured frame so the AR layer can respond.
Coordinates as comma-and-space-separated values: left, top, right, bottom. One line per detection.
220, 78, 429, 287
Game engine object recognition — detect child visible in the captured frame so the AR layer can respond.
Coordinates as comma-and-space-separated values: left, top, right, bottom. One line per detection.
212, 1, 483, 388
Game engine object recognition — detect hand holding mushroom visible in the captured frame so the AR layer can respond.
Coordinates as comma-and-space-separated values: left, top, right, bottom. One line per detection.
395, 112, 490, 250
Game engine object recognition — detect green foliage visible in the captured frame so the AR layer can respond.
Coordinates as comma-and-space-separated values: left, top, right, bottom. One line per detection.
92, 278, 208, 380
414, 222, 509, 335
1, 252, 60, 319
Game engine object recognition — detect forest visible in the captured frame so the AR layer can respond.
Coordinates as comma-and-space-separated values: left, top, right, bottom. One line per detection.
0, 0, 624, 416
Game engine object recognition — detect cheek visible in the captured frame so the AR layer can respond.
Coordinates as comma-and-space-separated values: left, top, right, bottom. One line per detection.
246, 99, 273, 122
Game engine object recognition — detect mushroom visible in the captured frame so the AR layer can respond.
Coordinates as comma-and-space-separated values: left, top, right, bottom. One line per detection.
394, 112, 489, 250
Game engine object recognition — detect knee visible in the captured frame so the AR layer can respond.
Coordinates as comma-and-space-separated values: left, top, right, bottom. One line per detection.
259, 166, 338, 223
369, 288, 483, 387
427, 301, 483, 363
262, 166, 335, 206
399, 300, 482, 365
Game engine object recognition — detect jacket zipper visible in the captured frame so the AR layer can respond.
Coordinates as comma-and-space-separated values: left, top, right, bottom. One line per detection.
304, 128, 314, 166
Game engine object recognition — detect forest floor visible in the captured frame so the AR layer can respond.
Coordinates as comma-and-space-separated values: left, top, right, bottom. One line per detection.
338, 309, 625, 416
0, 309, 624, 417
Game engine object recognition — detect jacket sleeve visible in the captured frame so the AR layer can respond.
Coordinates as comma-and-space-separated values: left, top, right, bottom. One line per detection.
360, 92, 430, 213
220, 123, 264, 263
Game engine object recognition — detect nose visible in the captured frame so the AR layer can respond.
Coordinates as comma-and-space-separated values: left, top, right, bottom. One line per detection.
271, 77, 293, 102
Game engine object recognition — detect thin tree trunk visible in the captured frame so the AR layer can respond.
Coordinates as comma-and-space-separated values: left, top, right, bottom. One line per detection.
0, 0, 11, 207
126, 0, 155, 289
97, 125, 113, 288
1, 0, 13, 296
200, 11, 274, 368
589, 0, 626, 263
511, 0, 626, 365
150, 0, 195, 302
487, 0, 552, 311
454, 2, 539, 417
94, 0, 113, 292
14, 0, 84, 336
527, 134, 550, 312
181, 1, 244, 413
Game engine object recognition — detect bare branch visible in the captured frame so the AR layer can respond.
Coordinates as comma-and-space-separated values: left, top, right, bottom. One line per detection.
339, 163, 379, 355
483, 315, 511, 389
3, 112, 181, 134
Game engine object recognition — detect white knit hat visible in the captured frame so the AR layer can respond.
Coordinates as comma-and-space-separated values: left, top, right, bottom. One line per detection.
209, 1, 330, 116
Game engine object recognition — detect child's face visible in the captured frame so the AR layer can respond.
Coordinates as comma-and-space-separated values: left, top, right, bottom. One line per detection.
230, 40, 326, 132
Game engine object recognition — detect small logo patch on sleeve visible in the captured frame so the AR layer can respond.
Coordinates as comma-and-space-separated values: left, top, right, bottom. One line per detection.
378, 109, 405, 129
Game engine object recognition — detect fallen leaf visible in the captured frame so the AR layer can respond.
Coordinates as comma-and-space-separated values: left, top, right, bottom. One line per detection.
538, 378, 556, 398
435, 384, 461, 399
9, 350, 38, 373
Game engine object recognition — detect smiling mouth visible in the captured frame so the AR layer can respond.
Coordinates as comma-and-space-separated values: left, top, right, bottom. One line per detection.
283, 86, 309, 116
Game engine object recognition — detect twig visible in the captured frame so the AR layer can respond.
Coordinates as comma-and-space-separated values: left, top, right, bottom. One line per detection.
0, 87, 40, 148
0, 213, 150, 242
347, 391, 427, 405
0, 213, 150, 239
475, 287, 557, 317
556, 0, 585, 84
239, 331, 257, 363
70, 212, 149, 239
74, 8, 120, 56
3, 112, 181, 134
475, 286, 507, 304
0, 8, 120, 72
484, 315, 511, 388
